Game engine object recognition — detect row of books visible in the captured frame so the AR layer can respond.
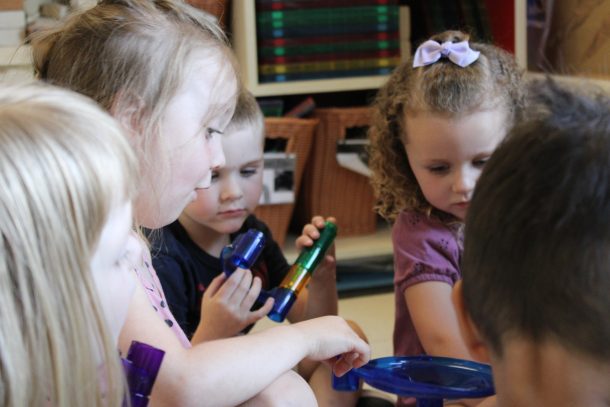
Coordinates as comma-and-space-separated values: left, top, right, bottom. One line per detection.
255, 0, 402, 84
256, 0, 396, 11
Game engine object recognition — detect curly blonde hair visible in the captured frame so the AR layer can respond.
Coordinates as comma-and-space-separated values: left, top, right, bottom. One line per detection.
369, 31, 525, 223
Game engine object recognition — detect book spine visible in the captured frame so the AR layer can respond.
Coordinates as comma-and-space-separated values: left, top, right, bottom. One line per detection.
259, 57, 401, 75
258, 31, 399, 47
259, 67, 395, 83
259, 49, 400, 65
257, 5, 398, 23
256, 21, 399, 39
256, 0, 398, 12
258, 39, 400, 57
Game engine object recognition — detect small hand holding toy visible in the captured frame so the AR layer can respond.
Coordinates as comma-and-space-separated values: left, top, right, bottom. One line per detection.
265, 220, 337, 322
222, 223, 337, 323
197, 229, 272, 340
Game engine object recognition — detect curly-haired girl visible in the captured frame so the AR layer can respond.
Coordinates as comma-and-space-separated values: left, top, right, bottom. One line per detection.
368, 30, 525, 407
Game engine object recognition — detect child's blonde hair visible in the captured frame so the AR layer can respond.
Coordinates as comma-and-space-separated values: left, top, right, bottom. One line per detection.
31, 0, 239, 225
369, 30, 525, 223
0, 82, 137, 406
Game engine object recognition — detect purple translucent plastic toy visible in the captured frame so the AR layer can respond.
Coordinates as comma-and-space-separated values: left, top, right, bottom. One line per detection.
121, 341, 165, 407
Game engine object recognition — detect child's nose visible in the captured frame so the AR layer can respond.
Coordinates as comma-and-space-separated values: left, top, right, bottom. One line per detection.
220, 176, 243, 201
452, 167, 477, 194
209, 135, 225, 170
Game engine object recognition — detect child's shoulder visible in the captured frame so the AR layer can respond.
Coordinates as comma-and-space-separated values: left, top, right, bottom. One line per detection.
394, 210, 457, 233
393, 210, 462, 247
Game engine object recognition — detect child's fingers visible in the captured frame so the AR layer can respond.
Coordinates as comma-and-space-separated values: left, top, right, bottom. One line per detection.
241, 275, 263, 308
295, 234, 314, 249
296, 216, 337, 249
302, 223, 320, 239
204, 272, 227, 297
331, 352, 358, 377
310, 215, 326, 228
247, 297, 274, 324
218, 268, 248, 300
230, 268, 253, 303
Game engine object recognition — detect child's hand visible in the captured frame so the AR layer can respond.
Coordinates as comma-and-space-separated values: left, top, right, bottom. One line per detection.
295, 216, 337, 282
198, 268, 274, 341
291, 315, 371, 377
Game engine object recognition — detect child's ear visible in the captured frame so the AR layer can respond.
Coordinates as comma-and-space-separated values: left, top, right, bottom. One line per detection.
452, 280, 491, 363
110, 92, 145, 137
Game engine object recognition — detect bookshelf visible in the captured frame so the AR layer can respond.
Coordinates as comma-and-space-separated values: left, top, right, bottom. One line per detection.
231, 1, 408, 97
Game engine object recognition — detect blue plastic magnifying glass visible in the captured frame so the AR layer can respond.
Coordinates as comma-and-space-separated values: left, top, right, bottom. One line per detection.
333, 356, 495, 407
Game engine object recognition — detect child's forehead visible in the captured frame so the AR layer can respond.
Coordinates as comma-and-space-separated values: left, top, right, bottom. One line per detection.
223, 124, 264, 154
225, 121, 264, 143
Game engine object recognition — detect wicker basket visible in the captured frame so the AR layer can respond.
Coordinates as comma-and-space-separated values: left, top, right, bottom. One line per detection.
295, 107, 377, 236
254, 117, 318, 248
186, 0, 229, 29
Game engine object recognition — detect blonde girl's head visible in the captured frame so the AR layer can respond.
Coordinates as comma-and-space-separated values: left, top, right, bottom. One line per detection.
31, 0, 239, 226
0, 82, 137, 406
369, 30, 525, 222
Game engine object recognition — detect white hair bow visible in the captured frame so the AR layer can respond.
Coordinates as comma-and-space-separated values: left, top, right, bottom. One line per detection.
412, 40, 480, 68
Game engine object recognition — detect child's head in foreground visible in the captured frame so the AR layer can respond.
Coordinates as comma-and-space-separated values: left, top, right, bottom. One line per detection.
0, 83, 138, 405
180, 90, 265, 237
369, 30, 524, 223
454, 80, 610, 407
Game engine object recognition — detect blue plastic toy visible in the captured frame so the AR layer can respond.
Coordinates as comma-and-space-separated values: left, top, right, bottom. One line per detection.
221, 229, 266, 276
221, 223, 337, 322
333, 355, 495, 407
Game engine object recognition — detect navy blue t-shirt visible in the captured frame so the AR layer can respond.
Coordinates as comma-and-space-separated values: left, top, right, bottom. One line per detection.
149, 215, 290, 339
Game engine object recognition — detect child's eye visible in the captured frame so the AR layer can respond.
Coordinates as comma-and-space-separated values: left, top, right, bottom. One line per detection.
473, 158, 489, 168
206, 127, 223, 140
427, 164, 449, 174
240, 168, 258, 177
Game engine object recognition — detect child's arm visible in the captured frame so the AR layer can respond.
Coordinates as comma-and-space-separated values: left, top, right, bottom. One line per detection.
120, 283, 370, 407
190, 268, 274, 343
287, 215, 339, 323
407, 283, 492, 407
405, 281, 472, 358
